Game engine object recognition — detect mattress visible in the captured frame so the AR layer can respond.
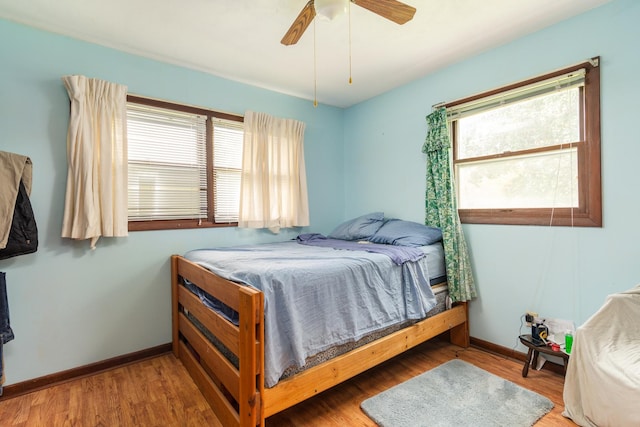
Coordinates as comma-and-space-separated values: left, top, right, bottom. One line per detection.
184, 240, 446, 387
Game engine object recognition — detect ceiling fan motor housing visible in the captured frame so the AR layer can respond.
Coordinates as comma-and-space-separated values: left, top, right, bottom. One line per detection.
315, 0, 349, 20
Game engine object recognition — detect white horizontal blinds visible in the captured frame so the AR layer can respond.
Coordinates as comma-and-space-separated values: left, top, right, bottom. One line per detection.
212, 118, 243, 223
448, 69, 586, 120
127, 103, 207, 221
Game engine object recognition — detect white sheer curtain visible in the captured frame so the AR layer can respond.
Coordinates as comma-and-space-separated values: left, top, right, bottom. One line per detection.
239, 111, 309, 233
61, 75, 128, 249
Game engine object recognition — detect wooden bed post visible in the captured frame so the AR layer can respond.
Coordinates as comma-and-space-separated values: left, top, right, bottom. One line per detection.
171, 255, 180, 357
449, 301, 470, 347
238, 288, 265, 427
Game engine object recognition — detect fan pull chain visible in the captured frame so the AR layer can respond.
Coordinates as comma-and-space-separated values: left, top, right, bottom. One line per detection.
348, 0, 352, 85
313, 18, 318, 107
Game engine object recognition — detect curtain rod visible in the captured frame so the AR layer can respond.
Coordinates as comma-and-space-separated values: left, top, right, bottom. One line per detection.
430, 56, 599, 112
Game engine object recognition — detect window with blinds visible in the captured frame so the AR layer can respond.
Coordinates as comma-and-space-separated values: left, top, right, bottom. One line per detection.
447, 58, 601, 227
212, 118, 243, 223
126, 96, 243, 230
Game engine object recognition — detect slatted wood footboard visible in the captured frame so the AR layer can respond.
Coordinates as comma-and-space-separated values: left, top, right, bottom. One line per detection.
171, 254, 469, 427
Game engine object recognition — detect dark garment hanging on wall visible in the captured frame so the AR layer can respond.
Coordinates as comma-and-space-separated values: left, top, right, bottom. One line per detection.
0, 272, 14, 395
0, 180, 38, 260
0, 273, 14, 343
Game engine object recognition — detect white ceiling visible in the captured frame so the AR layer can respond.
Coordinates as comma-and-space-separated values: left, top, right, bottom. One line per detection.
0, 0, 612, 108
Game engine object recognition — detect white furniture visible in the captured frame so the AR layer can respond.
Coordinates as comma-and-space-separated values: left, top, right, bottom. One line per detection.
562, 284, 640, 427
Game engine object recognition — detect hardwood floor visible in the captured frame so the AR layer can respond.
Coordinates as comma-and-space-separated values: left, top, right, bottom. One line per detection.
0, 355, 222, 427
0, 339, 577, 426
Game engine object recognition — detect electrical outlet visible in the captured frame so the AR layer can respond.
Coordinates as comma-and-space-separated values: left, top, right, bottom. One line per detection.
525, 311, 538, 327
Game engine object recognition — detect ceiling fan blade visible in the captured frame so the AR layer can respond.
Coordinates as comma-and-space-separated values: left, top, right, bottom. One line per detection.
352, 0, 416, 25
281, 0, 316, 46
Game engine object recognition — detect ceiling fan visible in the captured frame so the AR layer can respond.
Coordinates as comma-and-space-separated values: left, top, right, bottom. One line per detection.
281, 0, 417, 46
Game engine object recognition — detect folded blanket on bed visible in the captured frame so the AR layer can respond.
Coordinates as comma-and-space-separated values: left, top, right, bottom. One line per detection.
296, 233, 425, 265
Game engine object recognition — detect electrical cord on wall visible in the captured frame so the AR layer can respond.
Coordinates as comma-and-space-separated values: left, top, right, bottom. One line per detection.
514, 314, 527, 351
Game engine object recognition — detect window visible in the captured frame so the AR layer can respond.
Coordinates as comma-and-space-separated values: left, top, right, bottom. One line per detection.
126, 96, 243, 231
448, 58, 601, 227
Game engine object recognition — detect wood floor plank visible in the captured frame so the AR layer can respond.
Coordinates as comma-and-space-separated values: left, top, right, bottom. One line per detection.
0, 340, 575, 426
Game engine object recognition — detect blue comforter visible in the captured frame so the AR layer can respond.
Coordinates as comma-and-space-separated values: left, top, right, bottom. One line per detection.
185, 240, 437, 387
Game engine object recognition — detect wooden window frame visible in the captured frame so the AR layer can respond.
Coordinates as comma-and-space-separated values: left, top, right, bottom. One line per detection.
126, 95, 243, 232
448, 58, 601, 227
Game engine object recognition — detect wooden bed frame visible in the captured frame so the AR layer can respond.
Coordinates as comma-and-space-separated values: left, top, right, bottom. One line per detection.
171, 254, 469, 427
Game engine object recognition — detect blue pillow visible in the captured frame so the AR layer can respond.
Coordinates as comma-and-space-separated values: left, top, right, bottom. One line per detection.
328, 212, 385, 241
368, 219, 442, 247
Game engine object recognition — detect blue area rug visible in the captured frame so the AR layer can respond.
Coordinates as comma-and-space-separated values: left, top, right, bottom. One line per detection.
361, 359, 553, 427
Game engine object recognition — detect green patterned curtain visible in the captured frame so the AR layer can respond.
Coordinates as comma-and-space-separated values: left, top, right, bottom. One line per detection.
422, 107, 477, 302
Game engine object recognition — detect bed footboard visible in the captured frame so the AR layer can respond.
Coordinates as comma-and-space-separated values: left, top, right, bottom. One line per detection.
172, 255, 265, 427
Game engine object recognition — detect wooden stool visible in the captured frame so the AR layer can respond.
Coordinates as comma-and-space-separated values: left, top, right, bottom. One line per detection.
519, 334, 570, 377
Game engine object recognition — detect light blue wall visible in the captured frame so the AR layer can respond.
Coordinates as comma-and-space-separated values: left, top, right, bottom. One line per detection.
344, 0, 640, 349
0, 19, 344, 384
